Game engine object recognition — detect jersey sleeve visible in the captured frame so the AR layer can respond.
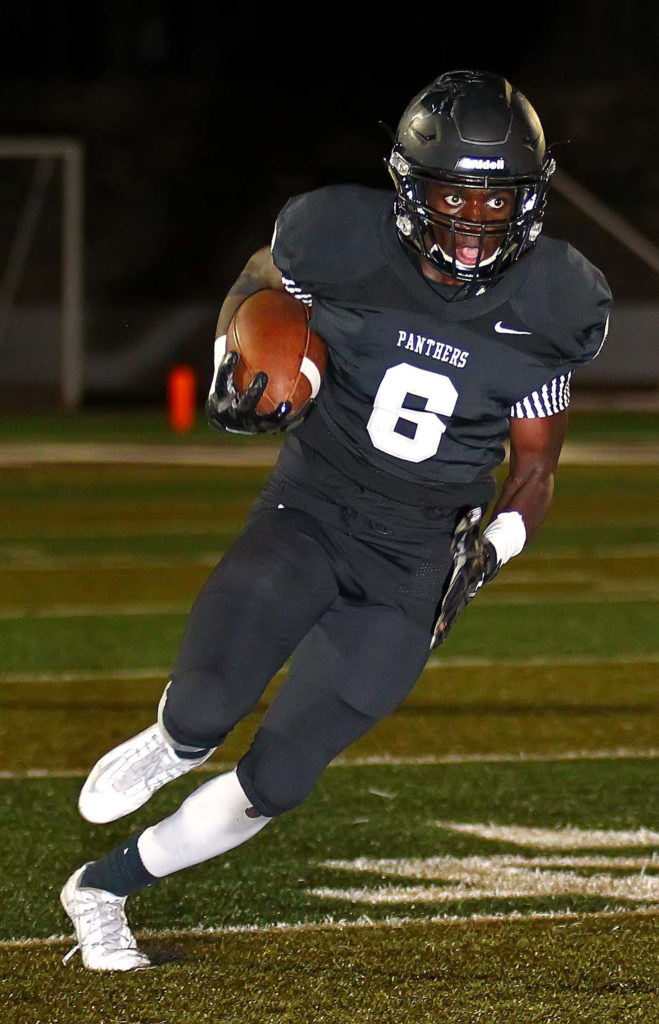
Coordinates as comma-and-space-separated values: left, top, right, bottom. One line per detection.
271, 185, 386, 298
508, 241, 611, 417
510, 371, 572, 418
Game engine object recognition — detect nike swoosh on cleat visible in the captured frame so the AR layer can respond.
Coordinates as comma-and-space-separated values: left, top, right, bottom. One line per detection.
494, 321, 532, 335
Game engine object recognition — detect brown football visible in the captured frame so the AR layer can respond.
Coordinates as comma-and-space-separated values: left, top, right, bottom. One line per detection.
228, 289, 327, 415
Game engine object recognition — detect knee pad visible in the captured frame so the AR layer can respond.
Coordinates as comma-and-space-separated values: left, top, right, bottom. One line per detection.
236, 727, 331, 818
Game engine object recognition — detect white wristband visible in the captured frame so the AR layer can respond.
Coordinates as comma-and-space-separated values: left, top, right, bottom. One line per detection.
483, 511, 526, 566
209, 334, 227, 398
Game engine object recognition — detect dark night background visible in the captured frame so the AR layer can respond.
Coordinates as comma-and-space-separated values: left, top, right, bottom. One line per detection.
1, 1, 658, 403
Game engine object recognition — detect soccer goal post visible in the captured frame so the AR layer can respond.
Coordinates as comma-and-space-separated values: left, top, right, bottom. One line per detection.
0, 136, 83, 410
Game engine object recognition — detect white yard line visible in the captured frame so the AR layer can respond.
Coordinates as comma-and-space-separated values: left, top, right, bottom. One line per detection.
0, 440, 658, 466
0, 442, 280, 467
331, 749, 659, 766
0, 667, 171, 683
1, 905, 657, 951
0, 652, 657, 684
1, 748, 656, 780
524, 545, 659, 560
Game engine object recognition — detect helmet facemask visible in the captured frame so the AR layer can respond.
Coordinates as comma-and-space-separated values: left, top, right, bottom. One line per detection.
389, 148, 555, 289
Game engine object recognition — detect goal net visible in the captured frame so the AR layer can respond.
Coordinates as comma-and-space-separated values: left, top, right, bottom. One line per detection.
0, 137, 83, 410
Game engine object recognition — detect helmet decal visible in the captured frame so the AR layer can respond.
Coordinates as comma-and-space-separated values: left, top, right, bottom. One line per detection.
457, 156, 507, 171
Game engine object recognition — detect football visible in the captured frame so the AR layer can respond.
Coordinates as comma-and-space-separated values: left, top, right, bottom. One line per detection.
227, 289, 327, 416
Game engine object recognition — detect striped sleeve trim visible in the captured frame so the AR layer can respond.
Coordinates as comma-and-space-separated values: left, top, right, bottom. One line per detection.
510, 372, 572, 418
281, 276, 313, 306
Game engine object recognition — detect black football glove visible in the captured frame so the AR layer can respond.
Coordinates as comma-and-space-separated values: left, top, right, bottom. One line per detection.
431, 509, 500, 648
206, 350, 293, 435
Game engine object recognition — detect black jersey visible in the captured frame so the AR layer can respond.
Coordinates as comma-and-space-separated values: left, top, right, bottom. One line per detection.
272, 185, 611, 507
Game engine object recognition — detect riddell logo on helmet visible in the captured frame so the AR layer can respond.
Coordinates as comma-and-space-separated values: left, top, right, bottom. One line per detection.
457, 156, 506, 171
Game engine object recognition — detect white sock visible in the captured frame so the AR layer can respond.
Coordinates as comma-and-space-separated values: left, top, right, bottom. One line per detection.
137, 769, 270, 878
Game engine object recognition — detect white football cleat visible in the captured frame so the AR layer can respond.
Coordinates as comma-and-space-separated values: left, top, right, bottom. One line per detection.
60, 865, 151, 971
78, 723, 215, 823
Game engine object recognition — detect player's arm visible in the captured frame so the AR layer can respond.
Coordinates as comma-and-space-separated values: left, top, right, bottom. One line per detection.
432, 411, 567, 647
207, 247, 290, 436
215, 246, 285, 337
489, 410, 568, 543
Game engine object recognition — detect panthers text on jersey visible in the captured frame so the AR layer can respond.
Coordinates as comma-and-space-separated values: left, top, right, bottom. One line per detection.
272, 185, 611, 509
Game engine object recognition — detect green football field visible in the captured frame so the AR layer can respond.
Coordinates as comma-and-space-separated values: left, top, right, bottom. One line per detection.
0, 410, 657, 1023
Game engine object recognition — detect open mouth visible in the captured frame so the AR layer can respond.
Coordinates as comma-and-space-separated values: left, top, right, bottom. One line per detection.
436, 244, 501, 271
455, 245, 481, 267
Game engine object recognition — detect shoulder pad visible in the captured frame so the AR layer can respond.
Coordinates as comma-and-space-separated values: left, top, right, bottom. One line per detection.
516, 237, 612, 367
272, 185, 391, 293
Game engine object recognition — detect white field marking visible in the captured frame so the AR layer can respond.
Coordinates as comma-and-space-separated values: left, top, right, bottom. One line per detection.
436, 822, 659, 848
1, 749, 656, 780
524, 545, 659, 560
2, 905, 658, 951
1, 439, 657, 467
425, 652, 659, 669
324, 854, 659, 873
0, 442, 281, 467
331, 749, 659, 767
1, 588, 657, 620
559, 441, 659, 465
0, 763, 231, 780
310, 873, 659, 903
0, 652, 658, 684
315, 843, 659, 905
0, 667, 171, 683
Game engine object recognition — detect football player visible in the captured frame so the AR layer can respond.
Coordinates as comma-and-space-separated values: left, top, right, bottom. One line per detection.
60, 69, 611, 969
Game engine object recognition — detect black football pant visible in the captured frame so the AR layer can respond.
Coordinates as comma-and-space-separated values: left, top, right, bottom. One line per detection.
161, 439, 465, 817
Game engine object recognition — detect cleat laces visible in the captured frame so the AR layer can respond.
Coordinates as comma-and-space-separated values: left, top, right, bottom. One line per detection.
63, 883, 149, 969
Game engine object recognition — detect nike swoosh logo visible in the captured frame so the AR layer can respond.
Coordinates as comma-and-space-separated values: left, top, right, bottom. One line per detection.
495, 321, 532, 335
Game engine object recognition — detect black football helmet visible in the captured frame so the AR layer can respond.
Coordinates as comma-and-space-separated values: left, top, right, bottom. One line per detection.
388, 70, 555, 288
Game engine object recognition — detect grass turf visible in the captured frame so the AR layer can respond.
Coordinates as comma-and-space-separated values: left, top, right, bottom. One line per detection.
1, 915, 657, 1024
0, 412, 656, 1021
1, 660, 657, 773
0, 759, 657, 941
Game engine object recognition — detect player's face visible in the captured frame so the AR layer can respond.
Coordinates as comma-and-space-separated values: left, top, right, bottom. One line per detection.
421, 182, 516, 285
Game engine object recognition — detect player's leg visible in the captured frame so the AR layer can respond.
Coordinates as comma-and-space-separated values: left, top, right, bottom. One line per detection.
235, 597, 433, 816
61, 595, 431, 970
61, 767, 268, 970
78, 506, 340, 824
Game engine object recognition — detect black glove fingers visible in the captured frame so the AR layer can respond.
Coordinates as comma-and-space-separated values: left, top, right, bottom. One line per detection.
215, 350, 239, 393
234, 372, 268, 416
210, 352, 240, 414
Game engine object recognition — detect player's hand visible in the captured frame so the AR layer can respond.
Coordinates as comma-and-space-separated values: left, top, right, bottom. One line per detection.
431, 510, 500, 648
206, 351, 293, 435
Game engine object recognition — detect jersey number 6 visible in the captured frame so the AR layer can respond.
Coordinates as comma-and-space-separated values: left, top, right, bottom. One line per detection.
367, 362, 458, 463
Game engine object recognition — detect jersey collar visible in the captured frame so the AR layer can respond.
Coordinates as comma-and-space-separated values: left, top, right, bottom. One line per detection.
380, 198, 531, 323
